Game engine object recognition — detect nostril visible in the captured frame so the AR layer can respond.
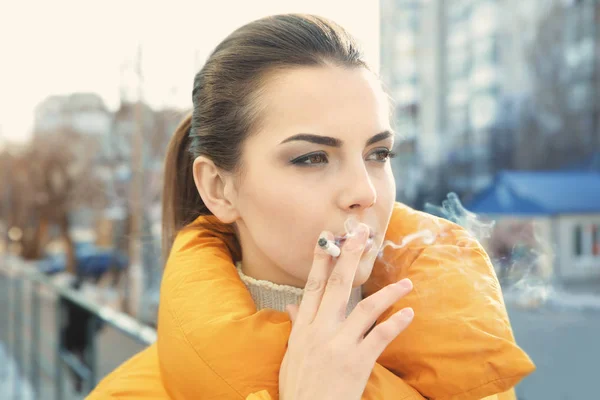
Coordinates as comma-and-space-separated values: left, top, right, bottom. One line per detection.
349, 204, 360, 209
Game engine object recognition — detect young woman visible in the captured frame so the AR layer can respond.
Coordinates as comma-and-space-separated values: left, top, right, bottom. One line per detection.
89, 14, 534, 399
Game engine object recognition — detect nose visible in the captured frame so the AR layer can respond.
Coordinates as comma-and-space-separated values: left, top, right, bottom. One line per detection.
337, 163, 377, 211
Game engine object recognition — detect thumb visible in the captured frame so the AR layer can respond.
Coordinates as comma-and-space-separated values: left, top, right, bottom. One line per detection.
286, 304, 299, 325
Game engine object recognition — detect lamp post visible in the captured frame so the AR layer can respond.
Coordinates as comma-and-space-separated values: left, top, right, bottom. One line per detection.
125, 43, 145, 318
0, 128, 11, 256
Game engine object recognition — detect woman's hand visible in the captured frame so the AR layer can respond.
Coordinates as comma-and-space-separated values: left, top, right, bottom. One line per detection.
279, 223, 414, 400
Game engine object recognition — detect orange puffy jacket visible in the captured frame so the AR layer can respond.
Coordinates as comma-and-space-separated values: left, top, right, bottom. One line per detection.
88, 203, 535, 399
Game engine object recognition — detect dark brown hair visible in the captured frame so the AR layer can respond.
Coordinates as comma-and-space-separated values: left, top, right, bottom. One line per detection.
162, 14, 370, 261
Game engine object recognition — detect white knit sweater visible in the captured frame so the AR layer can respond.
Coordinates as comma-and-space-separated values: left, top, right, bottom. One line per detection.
236, 263, 363, 316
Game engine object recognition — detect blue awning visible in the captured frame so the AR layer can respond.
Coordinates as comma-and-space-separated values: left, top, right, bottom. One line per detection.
466, 171, 600, 215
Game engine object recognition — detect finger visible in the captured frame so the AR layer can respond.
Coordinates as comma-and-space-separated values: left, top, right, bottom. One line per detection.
317, 223, 369, 323
286, 304, 299, 325
294, 231, 335, 327
361, 307, 414, 360
340, 278, 413, 342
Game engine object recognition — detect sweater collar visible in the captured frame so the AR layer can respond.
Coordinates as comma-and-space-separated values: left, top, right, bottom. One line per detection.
236, 262, 363, 315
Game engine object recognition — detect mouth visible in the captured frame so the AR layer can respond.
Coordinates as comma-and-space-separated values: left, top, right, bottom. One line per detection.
334, 230, 376, 248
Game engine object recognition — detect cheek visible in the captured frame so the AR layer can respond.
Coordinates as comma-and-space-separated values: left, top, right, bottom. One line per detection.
237, 169, 328, 272
373, 167, 396, 242
374, 165, 396, 212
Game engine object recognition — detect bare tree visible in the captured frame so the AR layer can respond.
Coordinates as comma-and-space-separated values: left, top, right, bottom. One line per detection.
2, 129, 107, 274
515, 1, 599, 170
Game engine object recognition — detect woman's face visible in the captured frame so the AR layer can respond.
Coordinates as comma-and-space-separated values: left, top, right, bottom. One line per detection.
232, 65, 396, 288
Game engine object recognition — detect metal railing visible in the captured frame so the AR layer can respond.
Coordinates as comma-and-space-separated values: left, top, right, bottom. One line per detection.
0, 254, 157, 399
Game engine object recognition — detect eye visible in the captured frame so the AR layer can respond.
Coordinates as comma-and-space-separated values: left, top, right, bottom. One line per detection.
290, 151, 329, 166
366, 148, 396, 163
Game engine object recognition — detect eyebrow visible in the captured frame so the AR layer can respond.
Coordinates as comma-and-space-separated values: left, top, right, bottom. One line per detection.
280, 130, 393, 147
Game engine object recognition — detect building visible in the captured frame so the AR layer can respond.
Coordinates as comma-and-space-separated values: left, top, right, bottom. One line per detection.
380, 0, 424, 203
559, 0, 600, 149
381, 0, 504, 204
380, 0, 600, 206
33, 93, 112, 137
466, 171, 600, 283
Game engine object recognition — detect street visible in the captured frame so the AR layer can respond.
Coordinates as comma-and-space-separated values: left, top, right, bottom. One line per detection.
2, 257, 598, 399
509, 306, 599, 400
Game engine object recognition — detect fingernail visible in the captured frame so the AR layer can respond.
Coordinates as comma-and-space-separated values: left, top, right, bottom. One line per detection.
400, 308, 414, 320
320, 231, 333, 239
396, 278, 413, 290
345, 224, 368, 251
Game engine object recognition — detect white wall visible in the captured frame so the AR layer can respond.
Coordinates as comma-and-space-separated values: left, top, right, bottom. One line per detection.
71, 111, 112, 136
556, 214, 600, 281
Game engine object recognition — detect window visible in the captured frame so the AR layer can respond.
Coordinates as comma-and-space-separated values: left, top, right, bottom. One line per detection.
395, 83, 417, 104
395, 31, 416, 53
448, 48, 470, 78
472, 38, 498, 68
394, 57, 417, 79
574, 225, 583, 256
448, 82, 470, 107
470, 1, 498, 37
593, 224, 600, 256
469, 93, 498, 129
565, 37, 594, 69
573, 223, 600, 258
395, 4, 420, 29
470, 65, 499, 90
568, 83, 592, 112
448, 0, 472, 22
447, 27, 469, 49
447, 105, 469, 135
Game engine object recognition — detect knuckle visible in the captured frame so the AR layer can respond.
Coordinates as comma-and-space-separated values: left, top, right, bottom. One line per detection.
323, 342, 364, 379
339, 355, 362, 379
355, 298, 376, 316
329, 344, 357, 369
328, 340, 346, 357
327, 270, 346, 287
304, 277, 325, 293
373, 323, 399, 344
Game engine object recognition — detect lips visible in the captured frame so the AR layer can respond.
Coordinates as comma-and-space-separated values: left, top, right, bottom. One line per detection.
334, 230, 375, 248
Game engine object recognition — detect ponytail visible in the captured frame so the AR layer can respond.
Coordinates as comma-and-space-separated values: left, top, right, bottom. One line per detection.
162, 113, 241, 263
162, 113, 204, 260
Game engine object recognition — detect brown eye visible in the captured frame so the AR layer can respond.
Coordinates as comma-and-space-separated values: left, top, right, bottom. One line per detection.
290, 152, 329, 166
366, 148, 395, 163
375, 150, 390, 161
307, 153, 327, 164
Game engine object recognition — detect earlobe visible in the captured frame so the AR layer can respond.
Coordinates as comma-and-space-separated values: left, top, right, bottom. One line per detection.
192, 156, 239, 223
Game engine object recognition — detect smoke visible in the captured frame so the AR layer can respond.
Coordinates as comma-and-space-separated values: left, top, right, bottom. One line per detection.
365, 192, 555, 310
424, 192, 496, 240
424, 192, 555, 309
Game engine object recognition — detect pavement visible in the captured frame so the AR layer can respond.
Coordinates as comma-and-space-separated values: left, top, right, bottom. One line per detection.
502, 282, 600, 313
508, 305, 600, 400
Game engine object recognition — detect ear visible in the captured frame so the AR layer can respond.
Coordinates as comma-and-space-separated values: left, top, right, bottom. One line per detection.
192, 156, 239, 224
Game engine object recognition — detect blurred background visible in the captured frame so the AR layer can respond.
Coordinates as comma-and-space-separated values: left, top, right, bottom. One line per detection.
0, 0, 598, 399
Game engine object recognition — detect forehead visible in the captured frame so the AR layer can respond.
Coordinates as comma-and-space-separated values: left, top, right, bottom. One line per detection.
253, 65, 390, 141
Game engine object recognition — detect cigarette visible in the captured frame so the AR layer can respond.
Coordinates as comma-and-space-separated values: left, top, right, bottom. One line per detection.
318, 237, 341, 257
